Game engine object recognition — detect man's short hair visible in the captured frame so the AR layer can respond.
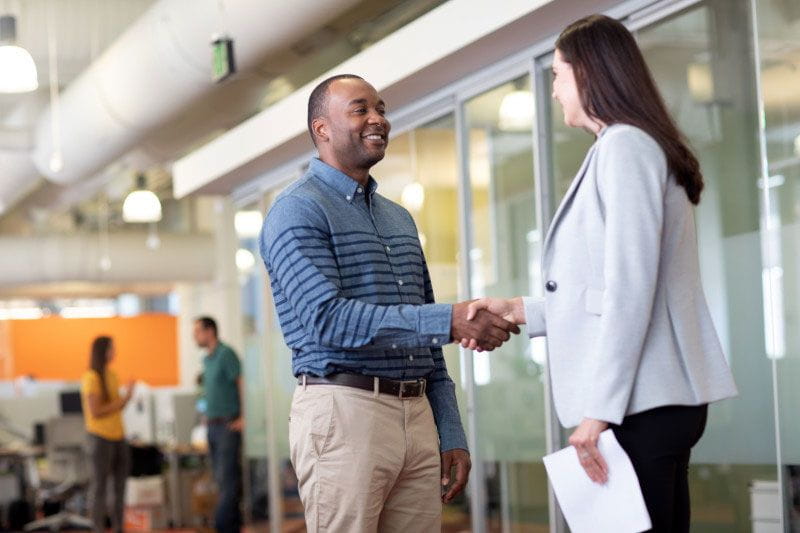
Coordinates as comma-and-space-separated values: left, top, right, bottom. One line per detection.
196, 316, 218, 337
307, 74, 364, 145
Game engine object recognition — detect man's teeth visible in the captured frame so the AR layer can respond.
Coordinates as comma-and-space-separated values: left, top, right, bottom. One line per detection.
365, 134, 383, 140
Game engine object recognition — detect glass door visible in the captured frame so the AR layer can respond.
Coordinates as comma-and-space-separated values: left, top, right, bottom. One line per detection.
753, 0, 800, 529
460, 75, 552, 532
235, 201, 270, 527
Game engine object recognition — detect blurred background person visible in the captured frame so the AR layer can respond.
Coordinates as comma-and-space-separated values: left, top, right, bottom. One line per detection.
194, 316, 243, 533
80, 335, 135, 533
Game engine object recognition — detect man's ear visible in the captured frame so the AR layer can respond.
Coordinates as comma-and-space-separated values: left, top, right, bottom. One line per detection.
311, 117, 328, 144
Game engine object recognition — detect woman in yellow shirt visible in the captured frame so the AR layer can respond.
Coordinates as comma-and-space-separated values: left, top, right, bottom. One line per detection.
80, 336, 135, 533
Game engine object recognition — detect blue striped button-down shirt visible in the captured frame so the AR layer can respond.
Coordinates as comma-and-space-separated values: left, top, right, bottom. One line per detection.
259, 158, 467, 452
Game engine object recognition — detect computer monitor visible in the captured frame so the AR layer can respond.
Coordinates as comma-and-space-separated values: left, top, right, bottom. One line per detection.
59, 390, 82, 415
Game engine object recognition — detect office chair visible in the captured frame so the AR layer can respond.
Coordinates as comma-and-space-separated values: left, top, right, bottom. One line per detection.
24, 416, 95, 532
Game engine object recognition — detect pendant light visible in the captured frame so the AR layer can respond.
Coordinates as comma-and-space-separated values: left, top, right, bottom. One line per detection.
122, 174, 162, 223
0, 15, 38, 93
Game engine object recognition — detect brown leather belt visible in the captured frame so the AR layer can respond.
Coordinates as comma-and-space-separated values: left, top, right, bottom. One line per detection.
207, 415, 238, 425
299, 373, 427, 399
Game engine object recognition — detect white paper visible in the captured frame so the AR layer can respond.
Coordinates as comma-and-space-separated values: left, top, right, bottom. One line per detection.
543, 429, 651, 533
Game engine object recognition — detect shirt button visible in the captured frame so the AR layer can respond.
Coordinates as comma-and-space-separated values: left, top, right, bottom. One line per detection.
392, 344, 397, 349
397, 280, 404, 286
432, 338, 439, 345
385, 246, 391, 252
345, 195, 352, 201
357, 187, 363, 193
545, 280, 557, 292
409, 355, 414, 361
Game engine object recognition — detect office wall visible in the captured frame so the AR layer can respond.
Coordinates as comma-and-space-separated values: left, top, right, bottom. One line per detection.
6, 314, 178, 385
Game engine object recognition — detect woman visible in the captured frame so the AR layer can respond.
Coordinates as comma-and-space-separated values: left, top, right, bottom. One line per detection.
463, 15, 737, 531
80, 336, 135, 533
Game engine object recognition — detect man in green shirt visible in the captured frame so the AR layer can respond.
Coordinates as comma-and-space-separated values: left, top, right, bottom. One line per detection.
194, 316, 243, 533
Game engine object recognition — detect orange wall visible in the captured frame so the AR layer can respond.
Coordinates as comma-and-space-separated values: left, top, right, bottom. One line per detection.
8, 314, 178, 386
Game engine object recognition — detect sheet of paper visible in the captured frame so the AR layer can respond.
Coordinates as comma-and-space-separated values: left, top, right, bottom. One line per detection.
543, 429, 651, 533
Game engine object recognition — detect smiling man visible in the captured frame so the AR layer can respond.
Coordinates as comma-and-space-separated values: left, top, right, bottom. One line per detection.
259, 74, 519, 532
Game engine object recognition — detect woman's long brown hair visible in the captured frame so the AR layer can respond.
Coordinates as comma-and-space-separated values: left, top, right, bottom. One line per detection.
556, 14, 703, 204
90, 336, 112, 402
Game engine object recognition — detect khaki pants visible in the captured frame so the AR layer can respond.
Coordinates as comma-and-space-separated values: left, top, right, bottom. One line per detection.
289, 383, 442, 532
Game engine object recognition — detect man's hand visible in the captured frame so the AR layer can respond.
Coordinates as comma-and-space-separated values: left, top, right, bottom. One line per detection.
568, 418, 609, 484
451, 302, 520, 351
441, 448, 471, 503
228, 417, 244, 432
459, 297, 525, 351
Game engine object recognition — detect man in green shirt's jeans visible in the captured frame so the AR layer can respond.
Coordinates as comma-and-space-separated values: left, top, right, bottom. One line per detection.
194, 316, 243, 533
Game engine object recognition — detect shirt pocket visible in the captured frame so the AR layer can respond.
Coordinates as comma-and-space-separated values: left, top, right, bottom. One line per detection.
584, 287, 604, 316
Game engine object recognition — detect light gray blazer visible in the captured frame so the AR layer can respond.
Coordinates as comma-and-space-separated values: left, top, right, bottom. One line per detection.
523, 124, 737, 428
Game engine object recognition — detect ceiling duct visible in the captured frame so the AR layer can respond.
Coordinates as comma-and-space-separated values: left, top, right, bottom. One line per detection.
32, 0, 360, 185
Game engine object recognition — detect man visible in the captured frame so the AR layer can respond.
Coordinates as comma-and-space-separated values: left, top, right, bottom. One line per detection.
193, 316, 243, 533
259, 74, 519, 532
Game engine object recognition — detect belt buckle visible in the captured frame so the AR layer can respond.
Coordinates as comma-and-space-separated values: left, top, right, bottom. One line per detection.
398, 379, 426, 399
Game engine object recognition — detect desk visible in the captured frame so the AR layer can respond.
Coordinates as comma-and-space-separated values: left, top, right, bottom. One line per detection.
162, 444, 212, 528
0, 445, 45, 502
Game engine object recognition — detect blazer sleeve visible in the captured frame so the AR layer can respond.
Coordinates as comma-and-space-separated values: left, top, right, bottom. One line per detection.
583, 127, 668, 425
522, 296, 546, 337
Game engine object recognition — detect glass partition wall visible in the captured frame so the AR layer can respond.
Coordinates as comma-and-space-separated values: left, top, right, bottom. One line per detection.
461, 76, 551, 532
753, 0, 800, 530
235, 201, 271, 528
239, 0, 797, 530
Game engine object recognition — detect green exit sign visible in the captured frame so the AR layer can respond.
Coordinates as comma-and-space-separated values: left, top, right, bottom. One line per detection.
211, 35, 235, 83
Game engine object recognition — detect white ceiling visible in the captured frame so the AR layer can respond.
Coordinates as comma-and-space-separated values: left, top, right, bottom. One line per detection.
11, 0, 153, 85
0, 0, 154, 121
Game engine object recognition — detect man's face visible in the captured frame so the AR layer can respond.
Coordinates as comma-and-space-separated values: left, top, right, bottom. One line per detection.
317, 78, 391, 170
193, 322, 210, 348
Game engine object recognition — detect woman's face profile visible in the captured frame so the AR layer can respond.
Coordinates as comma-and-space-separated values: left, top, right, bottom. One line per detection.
551, 49, 588, 130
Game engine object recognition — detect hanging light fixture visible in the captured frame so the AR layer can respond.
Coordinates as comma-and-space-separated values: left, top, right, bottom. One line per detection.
498, 89, 534, 131
0, 15, 38, 93
234, 210, 263, 238
400, 182, 425, 212
123, 174, 162, 223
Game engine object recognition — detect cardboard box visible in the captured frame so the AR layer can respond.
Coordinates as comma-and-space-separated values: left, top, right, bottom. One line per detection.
125, 475, 165, 506
124, 505, 167, 531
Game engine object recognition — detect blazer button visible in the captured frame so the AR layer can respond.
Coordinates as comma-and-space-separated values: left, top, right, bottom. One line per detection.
545, 280, 557, 292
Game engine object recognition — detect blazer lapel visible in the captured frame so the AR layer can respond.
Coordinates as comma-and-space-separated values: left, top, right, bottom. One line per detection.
543, 142, 598, 259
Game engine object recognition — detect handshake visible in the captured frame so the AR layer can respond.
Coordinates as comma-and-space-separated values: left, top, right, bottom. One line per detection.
450, 297, 526, 352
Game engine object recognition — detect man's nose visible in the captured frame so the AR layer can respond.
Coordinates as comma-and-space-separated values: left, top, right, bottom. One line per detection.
367, 110, 386, 126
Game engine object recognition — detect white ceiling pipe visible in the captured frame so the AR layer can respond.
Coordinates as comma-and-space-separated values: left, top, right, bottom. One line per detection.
0, 232, 215, 285
0, 91, 46, 212
32, 0, 361, 185
0, 151, 41, 214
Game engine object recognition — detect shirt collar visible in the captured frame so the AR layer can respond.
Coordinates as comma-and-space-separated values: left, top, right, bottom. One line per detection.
205, 341, 222, 359
309, 158, 378, 203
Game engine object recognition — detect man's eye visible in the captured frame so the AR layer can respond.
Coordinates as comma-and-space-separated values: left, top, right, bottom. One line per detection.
355, 108, 366, 113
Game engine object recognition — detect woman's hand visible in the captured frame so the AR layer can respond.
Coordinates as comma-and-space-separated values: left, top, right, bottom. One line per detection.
124, 380, 136, 400
568, 418, 609, 484
459, 297, 525, 351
